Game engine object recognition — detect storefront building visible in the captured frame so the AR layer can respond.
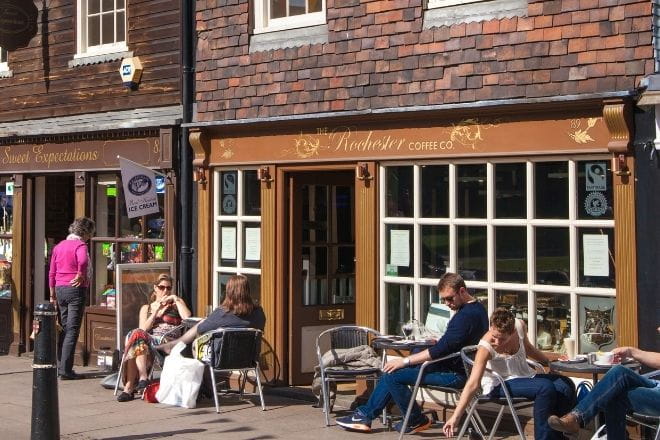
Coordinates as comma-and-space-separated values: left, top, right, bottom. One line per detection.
189, 0, 652, 385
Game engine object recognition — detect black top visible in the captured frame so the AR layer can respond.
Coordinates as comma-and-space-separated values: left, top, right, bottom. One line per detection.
197, 306, 266, 334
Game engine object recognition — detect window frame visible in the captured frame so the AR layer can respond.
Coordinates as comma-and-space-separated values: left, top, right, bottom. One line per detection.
252, 0, 326, 34
0, 47, 8, 72
427, 0, 483, 8
75, 0, 128, 59
212, 168, 262, 306
379, 155, 616, 353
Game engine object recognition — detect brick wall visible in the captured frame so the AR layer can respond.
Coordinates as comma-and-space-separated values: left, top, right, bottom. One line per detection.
195, 0, 653, 122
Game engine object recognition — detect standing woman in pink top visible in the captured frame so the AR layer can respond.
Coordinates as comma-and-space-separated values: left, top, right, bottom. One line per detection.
49, 217, 95, 380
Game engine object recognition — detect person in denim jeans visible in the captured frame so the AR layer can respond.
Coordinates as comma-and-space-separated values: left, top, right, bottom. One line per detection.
548, 346, 660, 439
336, 272, 488, 434
443, 308, 575, 440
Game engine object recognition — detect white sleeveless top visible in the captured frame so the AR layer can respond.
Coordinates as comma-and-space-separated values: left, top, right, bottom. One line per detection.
478, 319, 535, 396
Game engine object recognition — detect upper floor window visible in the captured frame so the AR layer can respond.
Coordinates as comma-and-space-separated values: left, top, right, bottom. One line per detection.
76, 0, 127, 57
0, 48, 8, 71
253, 0, 325, 34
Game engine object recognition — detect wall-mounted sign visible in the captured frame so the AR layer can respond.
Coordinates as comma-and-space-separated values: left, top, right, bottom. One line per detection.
0, 0, 38, 50
585, 162, 607, 191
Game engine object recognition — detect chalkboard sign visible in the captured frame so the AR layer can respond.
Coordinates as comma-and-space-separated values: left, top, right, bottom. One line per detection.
115, 262, 174, 352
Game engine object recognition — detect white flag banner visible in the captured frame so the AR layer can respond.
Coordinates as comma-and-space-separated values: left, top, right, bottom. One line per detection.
119, 156, 159, 218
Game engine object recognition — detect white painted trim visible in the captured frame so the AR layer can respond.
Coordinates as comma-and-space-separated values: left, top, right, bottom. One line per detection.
76, 0, 127, 58
253, 0, 326, 34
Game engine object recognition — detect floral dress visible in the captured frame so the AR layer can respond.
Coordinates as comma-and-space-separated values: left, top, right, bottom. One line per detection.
123, 303, 183, 363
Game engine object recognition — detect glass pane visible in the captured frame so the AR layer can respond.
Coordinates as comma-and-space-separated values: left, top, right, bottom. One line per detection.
119, 181, 142, 238
457, 164, 486, 218
0, 176, 14, 234
302, 245, 328, 305
0, 251, 11, 298
117, 0, 124, 8
421, 165, 449, 218
218, 221, 237, 267
471, 288, 488, 312
535, 227, 569, 285
242, 222, 261, 269
386, 283, 413, 335
88, 16, 100, 47
144, 243, 165, 262
0, 239, 11, 262
243, 170, 261, 216
119, 242, 144, 264
95, 174, 117, 237
536, 292, 570, 353
578, 295, 616, 354
577, 160, 613, 220
101, 12, 114, 45
145, 178, 165, 238
334, 185, 353, 243
495, 226, 527, 283
386, 166, 413, 217
217, 272, 261, 306
457, 226, 487, 281
420, 225, 448, 278
302, 184, 327, 243
88, 0, 100, 15
101, 0, 114, 12
220, 171, 238, 215
116, 11, 125, 43
93, 242, 115, 306
385, 224, 413, 277
578, 228, 615, 288
420, 284, 439, 324
332, 247, 355, 305
308, 0, 322, 13
270, 0, 286, 18
535, 162, 568, 218
495, 290, 528, 325
0, 48, 6, 63
290, 0, 306, 15
495, 163, 526, 218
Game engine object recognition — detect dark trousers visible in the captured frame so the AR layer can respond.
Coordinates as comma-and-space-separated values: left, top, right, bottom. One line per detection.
56, 286, 86, 375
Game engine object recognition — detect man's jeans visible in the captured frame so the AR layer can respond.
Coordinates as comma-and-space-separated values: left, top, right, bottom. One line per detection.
574, 365, 660, 439
488, 374, 575, 440
356, 366, 465, 422
56, 286, 86, 375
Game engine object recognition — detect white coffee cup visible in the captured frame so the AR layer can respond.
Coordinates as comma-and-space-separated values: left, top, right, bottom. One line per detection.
564, 337, 576, 359
596, 351, 614, 364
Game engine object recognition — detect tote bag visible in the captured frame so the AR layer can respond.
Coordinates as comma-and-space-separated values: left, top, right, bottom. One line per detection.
155, 342, 205, 408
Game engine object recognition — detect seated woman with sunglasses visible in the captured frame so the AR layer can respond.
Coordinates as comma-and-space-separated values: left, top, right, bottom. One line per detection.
117, 273, 192, 402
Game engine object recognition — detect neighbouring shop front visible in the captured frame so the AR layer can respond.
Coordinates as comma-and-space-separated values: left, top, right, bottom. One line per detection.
1, 127, 176, 365
190, 99, 637, 385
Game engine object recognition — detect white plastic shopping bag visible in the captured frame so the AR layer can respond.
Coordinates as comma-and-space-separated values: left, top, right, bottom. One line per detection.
155, 342, 205, 408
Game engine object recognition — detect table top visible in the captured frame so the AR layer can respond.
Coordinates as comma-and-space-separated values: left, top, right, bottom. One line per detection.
182, 317, 203, 328
550, 359, 641, 374
371, 336, 436, 350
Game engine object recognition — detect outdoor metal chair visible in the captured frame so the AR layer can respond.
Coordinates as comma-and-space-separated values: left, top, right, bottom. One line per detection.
316, 325, 382, 426
195, 327, 265, 413
113, 324, 184, 396
397, 351, 487, 439
455, 345, 545, 440
626, 369, 660, 440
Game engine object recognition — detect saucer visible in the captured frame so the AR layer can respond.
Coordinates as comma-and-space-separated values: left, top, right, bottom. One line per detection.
563, 356, 587, 364
593, 360, 617, 366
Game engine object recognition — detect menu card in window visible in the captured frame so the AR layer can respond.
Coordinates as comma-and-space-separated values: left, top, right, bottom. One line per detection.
389, 229, 410, 267
221, 227, 237, 259
583, 234, 609, 277
245, 227, 260, 261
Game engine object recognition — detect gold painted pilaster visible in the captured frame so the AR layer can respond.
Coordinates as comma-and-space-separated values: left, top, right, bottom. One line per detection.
355, 162, 378, 329
74, 172, 86, 217
195, 169, 211, 316
10, 175, 24, 355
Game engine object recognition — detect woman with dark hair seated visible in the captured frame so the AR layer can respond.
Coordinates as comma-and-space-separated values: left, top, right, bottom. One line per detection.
443, 308, 576, 440
117, 273, 192, 402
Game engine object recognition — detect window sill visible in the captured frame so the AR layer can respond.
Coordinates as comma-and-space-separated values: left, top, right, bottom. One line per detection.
0, 70, 13, 79
68, 50, 133, 68
249, 24, 328, 53
424, 0, 526, 28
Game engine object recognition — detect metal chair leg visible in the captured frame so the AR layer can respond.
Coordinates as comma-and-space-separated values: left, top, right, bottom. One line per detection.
456, 401, 478, 440
209, 365, 220, 413
323, 378, 331, 426
254, 363, 266, 411
113, 353, 126, 396
488, 406, 505, 440
398, 382, 422, 440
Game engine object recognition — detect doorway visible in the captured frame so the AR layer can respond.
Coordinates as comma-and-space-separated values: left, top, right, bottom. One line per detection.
288, 171, 356, 384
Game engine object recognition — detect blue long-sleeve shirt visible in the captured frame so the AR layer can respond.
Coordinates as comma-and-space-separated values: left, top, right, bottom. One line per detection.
426, 301, 488, 374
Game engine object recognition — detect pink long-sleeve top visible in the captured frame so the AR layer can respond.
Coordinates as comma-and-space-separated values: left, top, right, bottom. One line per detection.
48, 239, 90, 288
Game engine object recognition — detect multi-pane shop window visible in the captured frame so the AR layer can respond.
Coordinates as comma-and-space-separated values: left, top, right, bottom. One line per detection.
91, 173, 167, 307
77, 0, 127, 56
380, 158, 616, 355
0, 176, 13, 299
253, 0, 325, 33
213, 169, 262, 306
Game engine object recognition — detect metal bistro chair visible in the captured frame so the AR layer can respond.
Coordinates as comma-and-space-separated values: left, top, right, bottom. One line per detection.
316, 325, 382, 426
397, 352, 487, 440
455, 345, 545, 440
113, 324, 184, 396
626, 370, 660, 440
196, 327, 266, 413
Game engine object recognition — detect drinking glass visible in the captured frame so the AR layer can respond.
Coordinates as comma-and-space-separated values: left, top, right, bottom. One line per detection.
401, 321, 414, 340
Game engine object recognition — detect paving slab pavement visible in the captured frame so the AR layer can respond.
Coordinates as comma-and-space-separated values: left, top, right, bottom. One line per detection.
0, 354, 523, 439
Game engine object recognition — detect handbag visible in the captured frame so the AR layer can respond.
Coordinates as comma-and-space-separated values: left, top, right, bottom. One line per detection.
142, 381, 160, 403
155, 342, 205, 408
576, 380, 593, 403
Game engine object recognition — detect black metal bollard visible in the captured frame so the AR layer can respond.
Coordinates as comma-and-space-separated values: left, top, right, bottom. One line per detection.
31, 302, 60, 440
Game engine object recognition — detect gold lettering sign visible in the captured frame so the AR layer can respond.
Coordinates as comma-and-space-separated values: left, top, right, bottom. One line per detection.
319, 308, 345, 321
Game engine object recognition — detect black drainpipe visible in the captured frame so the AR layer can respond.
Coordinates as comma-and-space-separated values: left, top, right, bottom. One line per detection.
179, 0, 194, 305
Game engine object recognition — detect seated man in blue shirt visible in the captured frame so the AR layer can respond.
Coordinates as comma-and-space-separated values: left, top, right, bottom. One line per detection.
336, 272, 488, 434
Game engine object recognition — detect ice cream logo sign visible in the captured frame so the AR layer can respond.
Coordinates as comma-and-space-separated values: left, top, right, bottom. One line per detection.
282, 119, 496, 159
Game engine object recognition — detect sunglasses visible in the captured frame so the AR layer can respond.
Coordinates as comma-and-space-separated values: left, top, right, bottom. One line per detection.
156, 285, 173, 291
441, 294, 456, 304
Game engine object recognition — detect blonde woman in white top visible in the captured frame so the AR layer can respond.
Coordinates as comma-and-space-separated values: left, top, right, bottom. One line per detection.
443, 308, 576, 440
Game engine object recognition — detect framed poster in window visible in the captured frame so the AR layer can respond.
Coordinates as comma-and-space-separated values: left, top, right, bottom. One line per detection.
115, 262, 174, 351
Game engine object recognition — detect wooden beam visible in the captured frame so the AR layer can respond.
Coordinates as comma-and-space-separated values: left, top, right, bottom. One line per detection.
355, 162, 378, 329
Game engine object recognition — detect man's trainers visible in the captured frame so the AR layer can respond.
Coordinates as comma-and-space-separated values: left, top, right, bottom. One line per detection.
336, 411, 372, 432
394, 415, 432, 434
